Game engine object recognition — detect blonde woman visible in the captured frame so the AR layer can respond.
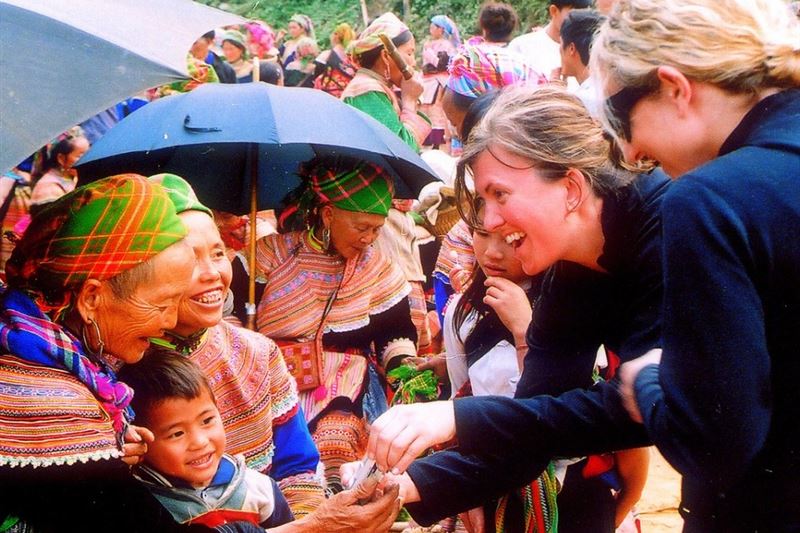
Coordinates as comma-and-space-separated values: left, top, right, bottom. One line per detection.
342, 85, 664, 531
365, 1, 800, 531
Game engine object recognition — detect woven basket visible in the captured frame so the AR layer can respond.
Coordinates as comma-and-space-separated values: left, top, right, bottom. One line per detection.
419, 185, 466, 237
430, 204, 462, 237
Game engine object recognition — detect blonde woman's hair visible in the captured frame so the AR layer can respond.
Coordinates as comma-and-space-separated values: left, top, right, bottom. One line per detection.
333, 23, 356, 48
455, 85, 632, 226
591, 0, 800, 133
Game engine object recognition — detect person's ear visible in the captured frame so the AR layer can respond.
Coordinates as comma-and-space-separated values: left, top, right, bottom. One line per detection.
655, 65, 693, 118
564, 168, 587, 214
567, 42, 578, 59
320, 204, 334, 228
74, 279, 105, 324
549, 4, 559, 20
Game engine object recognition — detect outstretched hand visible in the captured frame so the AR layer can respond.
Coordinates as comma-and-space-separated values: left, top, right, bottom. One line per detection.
366, 401, 456, 475
301, 474, 401, 533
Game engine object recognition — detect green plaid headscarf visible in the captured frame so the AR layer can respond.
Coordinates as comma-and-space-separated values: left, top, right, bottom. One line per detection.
279, 158, 394, 227
6, 174, 187, 310
148, 173, 212, 216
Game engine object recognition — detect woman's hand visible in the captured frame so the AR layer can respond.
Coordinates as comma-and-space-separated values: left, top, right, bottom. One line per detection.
618, 349, 662, 423
483, 276, 532, 344
400, 73, 424, 108
367, 401, 456, 474
298, 474, 402, 533
121, 424, 154, 466
408, 355, 448, 380
341, 464, 422, 504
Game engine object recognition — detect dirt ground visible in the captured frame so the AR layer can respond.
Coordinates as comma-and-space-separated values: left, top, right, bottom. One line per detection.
637, 448, 683, 532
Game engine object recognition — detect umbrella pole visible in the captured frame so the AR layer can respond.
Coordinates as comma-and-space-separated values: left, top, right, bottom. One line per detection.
246, 145, 258, 331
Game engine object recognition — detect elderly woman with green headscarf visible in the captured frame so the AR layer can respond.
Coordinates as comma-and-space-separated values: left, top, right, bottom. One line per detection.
146, 174, 326, 519
342, 12, 431, 153
0, 175, 260, 531
255, 156, 418, 492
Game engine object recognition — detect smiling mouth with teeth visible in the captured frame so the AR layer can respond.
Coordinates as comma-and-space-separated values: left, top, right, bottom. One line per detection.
505, 232, 526, 248
192, 290, 223, 305
188, 453, 214, 467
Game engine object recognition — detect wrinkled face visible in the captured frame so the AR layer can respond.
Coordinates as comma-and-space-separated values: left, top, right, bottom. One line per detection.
325, 205, 386, 260
221, 41, 243, 63
472, 146, 570, 276
143, 388, 226, 489
387, 37, 417, 87
172, 211, 232, 337
429, 23, 444, 39
97, 244, 193, 363
473, 212, 528, 284
288, 21, 304, 39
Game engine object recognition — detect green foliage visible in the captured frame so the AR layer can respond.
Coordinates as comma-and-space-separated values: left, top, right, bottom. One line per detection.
199, 0, 554, 50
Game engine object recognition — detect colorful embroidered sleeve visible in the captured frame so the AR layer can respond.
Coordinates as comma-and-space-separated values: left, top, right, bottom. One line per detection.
254, 234, 282, 283
343, 91, 430, 153
0, 356, 122, 468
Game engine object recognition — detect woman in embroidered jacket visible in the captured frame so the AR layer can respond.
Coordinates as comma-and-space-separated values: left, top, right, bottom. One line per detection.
256, 156, 418, 492
147, 174, 325, 518
0, 174, 232, 531
0, 174, 403, 533
342, 13, 431, 153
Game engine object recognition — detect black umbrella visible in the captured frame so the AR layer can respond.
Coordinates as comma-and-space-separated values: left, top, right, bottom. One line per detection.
78, 82, 441, 327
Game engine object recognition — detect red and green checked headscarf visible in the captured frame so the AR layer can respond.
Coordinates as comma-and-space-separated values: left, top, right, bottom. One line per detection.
279, 157, 394, 228
6, 174, 187, 312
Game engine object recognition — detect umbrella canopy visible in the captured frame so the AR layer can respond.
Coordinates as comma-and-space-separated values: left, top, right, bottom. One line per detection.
78, 82, 441, 214
0, 0, 243, 172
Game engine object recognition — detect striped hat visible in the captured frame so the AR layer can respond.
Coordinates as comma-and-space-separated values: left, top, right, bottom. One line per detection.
6, 174, 186, 308
280, 157, 394, 227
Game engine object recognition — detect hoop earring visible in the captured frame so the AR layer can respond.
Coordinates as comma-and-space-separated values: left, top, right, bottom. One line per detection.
82, 318, 105, 360
322, 226, 331, 251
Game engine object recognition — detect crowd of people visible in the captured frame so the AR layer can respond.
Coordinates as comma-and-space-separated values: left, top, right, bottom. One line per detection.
1, 1, 798, 533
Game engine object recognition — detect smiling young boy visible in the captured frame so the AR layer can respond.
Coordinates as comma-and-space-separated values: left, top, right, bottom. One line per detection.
119, 349, 294, 529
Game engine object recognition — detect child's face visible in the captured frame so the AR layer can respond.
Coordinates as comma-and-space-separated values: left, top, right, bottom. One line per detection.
143, 388, 226, 489
473, 206, 528, 284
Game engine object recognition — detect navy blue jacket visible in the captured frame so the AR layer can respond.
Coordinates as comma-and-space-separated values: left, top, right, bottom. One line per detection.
635, 88, 800, 531
406, 170, 669, 524
416, 89, 800, 533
